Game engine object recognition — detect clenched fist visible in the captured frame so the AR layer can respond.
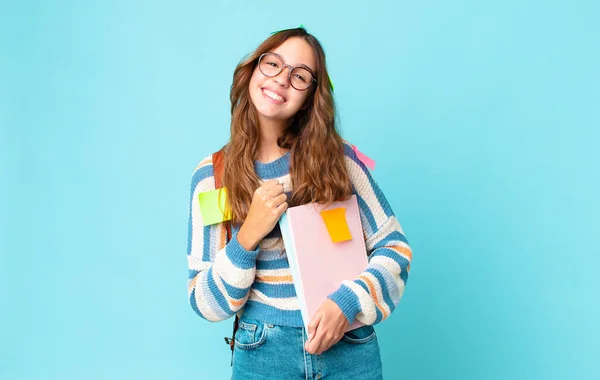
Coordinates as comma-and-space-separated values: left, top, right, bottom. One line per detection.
237, 179, 288, 250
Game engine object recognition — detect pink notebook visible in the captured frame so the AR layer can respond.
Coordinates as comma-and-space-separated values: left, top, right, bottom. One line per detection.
279, 194, 368, 332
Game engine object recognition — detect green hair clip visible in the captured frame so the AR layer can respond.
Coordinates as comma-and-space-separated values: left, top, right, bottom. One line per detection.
268, 24, 334, 92
270, 24, 305, 35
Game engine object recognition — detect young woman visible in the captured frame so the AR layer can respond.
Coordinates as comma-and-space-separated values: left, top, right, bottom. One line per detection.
187, 27, 412, 379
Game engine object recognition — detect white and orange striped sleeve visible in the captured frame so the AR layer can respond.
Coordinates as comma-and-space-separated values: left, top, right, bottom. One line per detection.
186, 155, 260, 322
327, 143, 413, 325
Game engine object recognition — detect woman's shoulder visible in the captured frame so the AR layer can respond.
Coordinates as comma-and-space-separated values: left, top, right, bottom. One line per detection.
189, 151, 218, 191
340, 139, 368, 172
341, 140, 354, 155
193, 153, 215, 173
191, 144, 228, 177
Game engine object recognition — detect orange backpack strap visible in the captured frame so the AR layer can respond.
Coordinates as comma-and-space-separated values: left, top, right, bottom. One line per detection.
212, 149, 232, 242
213, 148, 238, 355
212, 149, 225, 188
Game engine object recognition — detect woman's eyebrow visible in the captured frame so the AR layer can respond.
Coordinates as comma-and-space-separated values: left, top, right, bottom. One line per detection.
296, 63, 314, 72
274, 52, 315, 73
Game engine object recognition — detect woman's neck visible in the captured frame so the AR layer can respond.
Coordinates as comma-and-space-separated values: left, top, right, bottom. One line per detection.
257, 119, 290, 164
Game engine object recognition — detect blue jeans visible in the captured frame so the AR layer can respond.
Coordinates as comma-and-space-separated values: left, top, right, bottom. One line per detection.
231, 315, 383, 380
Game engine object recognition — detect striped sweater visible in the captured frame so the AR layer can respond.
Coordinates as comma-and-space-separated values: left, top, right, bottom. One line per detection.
186, 142, 412, 327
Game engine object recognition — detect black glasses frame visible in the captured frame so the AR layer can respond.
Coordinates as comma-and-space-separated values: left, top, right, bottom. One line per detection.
258, 52, 317, 91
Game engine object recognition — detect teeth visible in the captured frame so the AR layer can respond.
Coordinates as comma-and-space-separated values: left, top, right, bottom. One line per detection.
264, 89, 284, 102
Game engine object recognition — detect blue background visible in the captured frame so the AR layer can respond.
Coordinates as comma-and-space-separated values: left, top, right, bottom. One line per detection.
2, 0, 599, 379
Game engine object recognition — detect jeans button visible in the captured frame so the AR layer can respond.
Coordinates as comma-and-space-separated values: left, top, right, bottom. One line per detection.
316, 374, 322, 379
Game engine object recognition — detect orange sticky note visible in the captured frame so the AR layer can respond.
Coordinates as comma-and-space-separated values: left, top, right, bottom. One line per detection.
319, 207, 352, 243
198, 188, 232, 226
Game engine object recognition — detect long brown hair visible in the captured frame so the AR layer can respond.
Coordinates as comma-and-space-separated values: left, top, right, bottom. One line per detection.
223, 27, 352, 225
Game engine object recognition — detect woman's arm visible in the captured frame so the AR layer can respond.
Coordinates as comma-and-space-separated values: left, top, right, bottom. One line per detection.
327, 142, 413, 326
186, 155, 260, 322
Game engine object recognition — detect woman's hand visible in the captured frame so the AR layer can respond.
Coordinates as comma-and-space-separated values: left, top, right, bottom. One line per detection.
237, 179, 288, 251
304, 299, 350, 355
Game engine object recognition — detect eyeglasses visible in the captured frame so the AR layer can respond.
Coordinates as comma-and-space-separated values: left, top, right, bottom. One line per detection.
258, 52, 317, 91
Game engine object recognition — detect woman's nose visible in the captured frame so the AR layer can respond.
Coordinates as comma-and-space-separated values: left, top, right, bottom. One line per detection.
274, 65, 292, 86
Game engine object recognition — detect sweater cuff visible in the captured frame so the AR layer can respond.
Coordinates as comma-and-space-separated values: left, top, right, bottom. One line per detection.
225, 233, 260, 269
328, 284, 361, 324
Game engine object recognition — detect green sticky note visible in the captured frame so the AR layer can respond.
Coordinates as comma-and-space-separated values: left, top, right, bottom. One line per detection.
198, 188, 232, 226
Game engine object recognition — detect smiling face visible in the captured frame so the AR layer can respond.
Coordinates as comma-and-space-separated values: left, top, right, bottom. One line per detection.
248, 37, 317, 127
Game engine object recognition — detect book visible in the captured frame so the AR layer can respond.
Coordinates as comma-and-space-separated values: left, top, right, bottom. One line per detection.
279, 194, 367, 332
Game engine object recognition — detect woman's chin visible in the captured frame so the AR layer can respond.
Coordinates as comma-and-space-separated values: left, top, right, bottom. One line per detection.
256, 109, 288, 122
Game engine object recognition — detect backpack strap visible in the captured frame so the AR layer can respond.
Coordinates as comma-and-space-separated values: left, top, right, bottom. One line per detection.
212, 149, 232, 241
213, 148, 239, 356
